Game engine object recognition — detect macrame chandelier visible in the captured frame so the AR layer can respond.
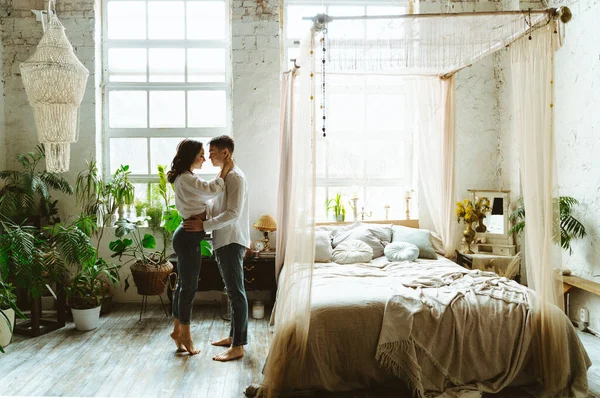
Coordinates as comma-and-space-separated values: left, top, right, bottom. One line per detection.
20, 0, 89, 173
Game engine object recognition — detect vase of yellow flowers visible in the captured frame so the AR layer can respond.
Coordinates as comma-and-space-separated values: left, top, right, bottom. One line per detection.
456, 199, 478, 254
474, 197, 491, 233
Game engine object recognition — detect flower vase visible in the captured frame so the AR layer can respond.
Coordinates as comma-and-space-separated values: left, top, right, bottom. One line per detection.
475, 216, 487, 233
463, 221, 476, 254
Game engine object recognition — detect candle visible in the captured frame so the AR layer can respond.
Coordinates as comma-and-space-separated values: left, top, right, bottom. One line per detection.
252, 300, 265, 319
404, 190, 411, 199
351, 185, 360, 200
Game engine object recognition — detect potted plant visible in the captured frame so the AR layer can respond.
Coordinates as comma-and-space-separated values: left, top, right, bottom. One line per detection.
65, 258, 121, 331
0, 280, 26, 353
110, 221, 173, 297
0, 146, 72, 227
509, 196, 586, 254
106, 165, 134, 223
326, 193, 347, 222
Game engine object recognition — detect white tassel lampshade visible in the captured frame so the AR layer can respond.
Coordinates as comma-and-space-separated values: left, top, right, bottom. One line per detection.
20, 11, 89, 173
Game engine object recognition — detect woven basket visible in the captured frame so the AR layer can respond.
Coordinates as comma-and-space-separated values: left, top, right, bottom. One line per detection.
130, 261, 173, 296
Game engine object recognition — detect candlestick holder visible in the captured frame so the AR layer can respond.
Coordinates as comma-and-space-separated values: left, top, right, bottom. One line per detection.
360, 206, 372, 221
405, 197, 411, 220
350, 197, 359, 221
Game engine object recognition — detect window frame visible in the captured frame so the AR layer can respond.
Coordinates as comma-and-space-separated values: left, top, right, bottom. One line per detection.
101, 0, 232, 182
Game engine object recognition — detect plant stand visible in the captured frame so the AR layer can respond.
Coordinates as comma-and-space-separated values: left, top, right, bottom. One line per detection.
138, 294, 170, 323
14, 287, 67, 337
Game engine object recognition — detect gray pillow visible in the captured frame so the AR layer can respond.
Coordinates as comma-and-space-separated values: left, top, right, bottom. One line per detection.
332, 240, 373, 264
332, 225, 388, 258
391, 226, 437, 259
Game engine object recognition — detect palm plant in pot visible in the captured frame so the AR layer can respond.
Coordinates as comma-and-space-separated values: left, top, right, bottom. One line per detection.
0, 280, 26, 353
65, 258, 121, 331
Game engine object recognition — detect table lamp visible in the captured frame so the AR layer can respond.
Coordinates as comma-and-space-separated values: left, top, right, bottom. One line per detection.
253, 214, 277, 252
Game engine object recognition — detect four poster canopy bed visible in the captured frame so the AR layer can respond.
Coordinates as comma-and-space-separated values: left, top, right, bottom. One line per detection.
255, 6, 590, 398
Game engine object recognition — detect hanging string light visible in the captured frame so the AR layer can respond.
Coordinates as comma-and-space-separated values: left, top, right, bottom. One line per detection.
321, 29, 327, 137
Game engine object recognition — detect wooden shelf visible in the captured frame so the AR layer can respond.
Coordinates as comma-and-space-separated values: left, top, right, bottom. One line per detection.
562, 275, 600, 296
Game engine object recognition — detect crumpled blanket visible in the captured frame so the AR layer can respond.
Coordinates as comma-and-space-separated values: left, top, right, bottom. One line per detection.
375, 263, 590, 397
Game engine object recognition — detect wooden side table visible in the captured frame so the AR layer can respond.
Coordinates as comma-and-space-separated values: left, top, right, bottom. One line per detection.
167, 255, 277, 304
455, 250, 521, 283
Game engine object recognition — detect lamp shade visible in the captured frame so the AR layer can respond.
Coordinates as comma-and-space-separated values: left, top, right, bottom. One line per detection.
253, 214, 277, 232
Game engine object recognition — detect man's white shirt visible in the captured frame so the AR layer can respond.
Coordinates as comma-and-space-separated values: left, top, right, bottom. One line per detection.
203, 165, 250, 251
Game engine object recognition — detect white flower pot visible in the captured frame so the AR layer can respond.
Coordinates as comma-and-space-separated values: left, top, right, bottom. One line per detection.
71, 306, 101, 331
0, 308, 15, 348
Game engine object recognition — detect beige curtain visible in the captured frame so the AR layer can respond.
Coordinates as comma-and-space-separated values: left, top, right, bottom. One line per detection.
261, 31, 316, 398
275, 71, 294, 280
511, 21, 572, 396
415, 76, 458, 256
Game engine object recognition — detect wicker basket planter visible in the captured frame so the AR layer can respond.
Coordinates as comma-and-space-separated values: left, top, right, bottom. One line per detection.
130, 261, 173, 296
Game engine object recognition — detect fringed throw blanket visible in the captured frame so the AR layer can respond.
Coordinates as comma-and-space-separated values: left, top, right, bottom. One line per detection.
375, 261, 589, 397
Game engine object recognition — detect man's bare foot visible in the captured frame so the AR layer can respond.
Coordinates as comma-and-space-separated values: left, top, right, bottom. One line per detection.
211, 337, 233, 347
180, 339, 201, 355
170, 331, 186, 352
213, 345, 244, 362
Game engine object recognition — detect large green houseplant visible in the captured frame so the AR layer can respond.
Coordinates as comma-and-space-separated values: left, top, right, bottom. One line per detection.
326, 193, 347, 222
0, 280, 26, 353
509, 196, 587, 254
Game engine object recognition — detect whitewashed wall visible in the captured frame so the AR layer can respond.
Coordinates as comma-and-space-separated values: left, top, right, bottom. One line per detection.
550, 0, 600, 331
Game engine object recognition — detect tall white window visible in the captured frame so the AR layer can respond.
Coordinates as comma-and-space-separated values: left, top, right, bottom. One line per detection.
284, 2, 417, 222
102, 0, 230, 196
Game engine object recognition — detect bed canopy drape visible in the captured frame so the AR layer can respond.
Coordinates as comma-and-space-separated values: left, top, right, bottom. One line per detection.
263, 8, 572, 397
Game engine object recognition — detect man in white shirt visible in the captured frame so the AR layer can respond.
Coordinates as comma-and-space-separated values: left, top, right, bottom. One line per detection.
183, 135, 250, 362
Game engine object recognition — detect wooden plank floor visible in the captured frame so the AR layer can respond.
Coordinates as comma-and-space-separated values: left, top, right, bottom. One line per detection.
1, 304, 600, 397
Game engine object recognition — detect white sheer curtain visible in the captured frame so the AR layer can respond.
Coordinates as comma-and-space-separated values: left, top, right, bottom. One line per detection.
511, 21, 579, 396
415, 76, 458, 255
275, 71, 294, 279
261, 31, 316, 398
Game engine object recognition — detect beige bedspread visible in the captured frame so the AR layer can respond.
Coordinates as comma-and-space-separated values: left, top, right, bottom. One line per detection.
294, 256, 590, 397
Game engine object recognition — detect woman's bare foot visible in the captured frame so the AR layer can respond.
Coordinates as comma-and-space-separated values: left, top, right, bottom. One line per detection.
213, 345, 244, 362
211, 337, 233, 347
180, 339, 201, 355
170, 331, 186, 352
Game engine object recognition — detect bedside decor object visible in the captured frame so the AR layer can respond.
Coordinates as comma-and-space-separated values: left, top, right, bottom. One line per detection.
252, 300, 265, 319
467, 189, 516, 256
456, 199, 477, 254
20, 2, 89, 173
253, 214, 277, 252
384, 205, 391, 220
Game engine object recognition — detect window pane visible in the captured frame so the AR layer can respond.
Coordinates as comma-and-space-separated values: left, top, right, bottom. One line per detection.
328, 7, 365, 39
365, 140, 405, 179
328, 94, 364, 133
187, 49, 226, 82
316, 137, 327, 178
327, 139, 364, 179
188, 91, 227, 127
110, 138, 148, 174
133, 183, 149, 206
107, 1, 146, 40
367, 94, 405, 132
366, 6, 406, 40
364, 186, 405, 220
187, 2, 226, 40
109, 91, 147, 128
315, 186, 327, 222
148, 1, 185, 40
108, 48, 146, 82
286, 6, 324, 39
149, 91, 186, 128
150, 137, 185, 173
149, 48, 185, 82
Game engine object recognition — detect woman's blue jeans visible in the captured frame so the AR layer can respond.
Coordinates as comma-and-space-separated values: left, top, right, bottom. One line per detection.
215, 243, 248, 346
172, 225, 205, 325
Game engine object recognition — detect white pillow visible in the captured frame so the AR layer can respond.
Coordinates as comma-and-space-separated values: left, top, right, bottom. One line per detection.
332, 240, 373, 264
384, 242, 420, 262
332, 224, 392, 258
315, 231, 333, 262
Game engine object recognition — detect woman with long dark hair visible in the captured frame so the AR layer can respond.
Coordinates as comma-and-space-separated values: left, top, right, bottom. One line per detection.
167, 139, 232, 355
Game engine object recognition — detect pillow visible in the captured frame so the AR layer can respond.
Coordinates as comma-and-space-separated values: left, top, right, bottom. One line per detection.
332, 224, 391, 258
332, 240, 373, 264
314, 231, 333, 262
430, 231, 445, 256
384, 242, 420, 262
391, 225, 437, 259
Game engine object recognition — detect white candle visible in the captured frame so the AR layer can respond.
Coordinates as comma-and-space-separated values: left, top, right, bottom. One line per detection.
404, 190, 411, 199
351, 185, 360, 199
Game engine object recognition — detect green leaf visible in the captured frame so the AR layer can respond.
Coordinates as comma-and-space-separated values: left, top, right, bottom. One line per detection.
163, 209, 182, 234
115, 221, 136, 238
109, 238, 132, 253
201, 240, 213, 257
142, 234, 156, 249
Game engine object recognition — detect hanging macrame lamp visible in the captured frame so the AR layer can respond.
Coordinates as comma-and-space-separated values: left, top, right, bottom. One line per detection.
20, 1, 89, 173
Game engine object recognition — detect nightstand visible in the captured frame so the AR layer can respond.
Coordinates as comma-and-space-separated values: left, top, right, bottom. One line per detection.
167, 254, 277, 304
455, 250, 521, 283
